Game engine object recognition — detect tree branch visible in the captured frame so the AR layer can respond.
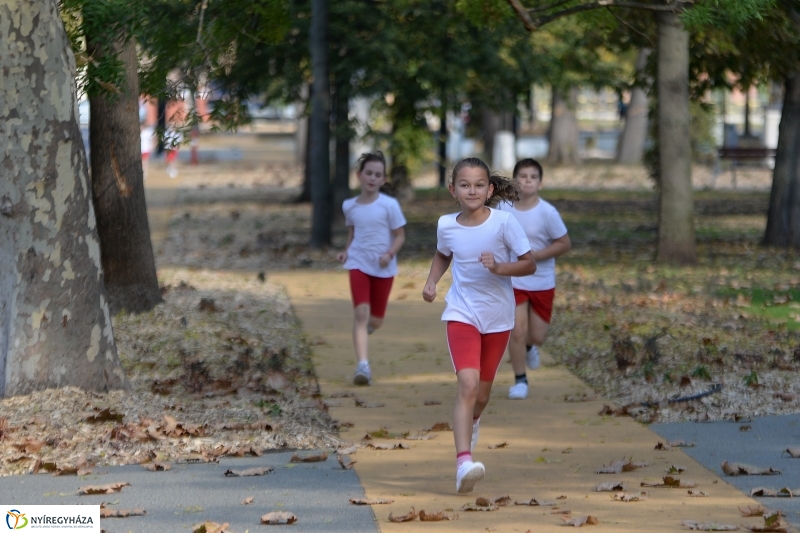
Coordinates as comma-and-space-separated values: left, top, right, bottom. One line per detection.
507, 0, 684, 31
507, 0, 537, 30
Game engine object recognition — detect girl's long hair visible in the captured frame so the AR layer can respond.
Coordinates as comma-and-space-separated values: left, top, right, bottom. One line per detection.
450, 157, 519, 206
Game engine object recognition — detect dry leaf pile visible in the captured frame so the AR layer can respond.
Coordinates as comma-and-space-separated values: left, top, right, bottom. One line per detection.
0, 270, 340, 476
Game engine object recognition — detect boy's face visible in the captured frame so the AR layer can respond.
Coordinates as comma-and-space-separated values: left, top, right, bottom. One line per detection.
514, 166, 542, 197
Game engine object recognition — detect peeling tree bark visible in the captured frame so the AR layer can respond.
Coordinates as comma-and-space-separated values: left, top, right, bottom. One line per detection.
548, 87, 580, 165
616, 49, 651, 165
0, 0, 128, 397
655, 11, 696, 264
87, 35, 162, 314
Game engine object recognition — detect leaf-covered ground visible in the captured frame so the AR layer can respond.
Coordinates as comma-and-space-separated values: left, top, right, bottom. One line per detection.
0, 159, 790, 477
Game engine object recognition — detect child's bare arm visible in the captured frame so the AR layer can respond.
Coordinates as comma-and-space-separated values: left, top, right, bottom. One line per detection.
379, 227, 406, 268
423, 251, 452, 302
336, 226, 355, 264
480, 251, 536, 277
531, 234, 571, 262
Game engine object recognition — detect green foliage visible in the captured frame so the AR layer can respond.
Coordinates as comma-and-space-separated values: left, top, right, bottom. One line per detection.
682, 0, 776, 31
690, 365, 712, 380
743, 370, 759, 386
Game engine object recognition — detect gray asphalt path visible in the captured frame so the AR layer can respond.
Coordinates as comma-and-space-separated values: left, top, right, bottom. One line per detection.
652, 414, 800, 527
0, 452, 378, 533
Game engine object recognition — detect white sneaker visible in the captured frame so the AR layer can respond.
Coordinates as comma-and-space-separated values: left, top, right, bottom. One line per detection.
526, 345, 540, 370
456, 460, 485, 493
508, 382, 528, 400
353, 362, 371, 385
470, 419, 480, 451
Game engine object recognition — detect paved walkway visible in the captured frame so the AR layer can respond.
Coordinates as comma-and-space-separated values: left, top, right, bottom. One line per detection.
272, 269, 767, 533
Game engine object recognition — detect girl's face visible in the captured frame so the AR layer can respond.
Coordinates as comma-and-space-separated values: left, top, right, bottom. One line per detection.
514, 165, 542, 197
357, 161, 386, 193
449, 166, 494, 211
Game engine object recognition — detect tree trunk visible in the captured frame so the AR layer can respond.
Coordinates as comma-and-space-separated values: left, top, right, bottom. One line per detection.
548, 87, 580, 165
296, 85, 311, 203
0, 0, 127, 397
655, 11, 696, 264
616, 49, 651, 165
87, 36, 162, 315
332, 78, 350, 225
438, 95, 447, 188
309, 0, 331, 246
764, 72, 800, 247
389, 121, 414, 203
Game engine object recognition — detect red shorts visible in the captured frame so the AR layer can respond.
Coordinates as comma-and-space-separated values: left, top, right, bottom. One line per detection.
348, 269, 394, 318
446, 322, 511, 382
514, 288, 555, 323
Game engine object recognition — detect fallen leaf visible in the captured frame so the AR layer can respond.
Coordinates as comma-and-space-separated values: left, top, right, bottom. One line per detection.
261, 511, 298, 525
419, 510, 458, 521
350, 498, 394, 505
365, 443, 409, 450
596, 457, 649, 474
721, 462, 781, 476
223, 467, 273, 477
556, 495, 567, 500
388, 508, 417, 522
84, 408, 124, 424
740, 425, 752, 432
242, 497, 254, 505
680, 521, 738, 531
100, 506, 146, 518
12, 439, 46, 454
290, 452, 328, 462
739, 505, 767, 517
688, 490, 708, 497
461, 502, 498, 511
78, 482, 130, 495
192, 521, 230, 533
641, 476, 697, 488
488, 442, 508, 449
783, 448, 800, 458
337, 445, 359, 455
423, 400, 442, 406
593, 481, 625, 492
666, 465, 687, 474
337, 455, 356, 470
757, 486, 797, 497
669, 440, 696, 448
354, 398, 384, 408
655, 442, 673, 450
514, 498, 557, 506
491, 495, 512, 506
612, 491, 648, 502
428, 422, 452, 431
141, 462, 171, 471
552, 509, 572, 514
561, 515, 599, 527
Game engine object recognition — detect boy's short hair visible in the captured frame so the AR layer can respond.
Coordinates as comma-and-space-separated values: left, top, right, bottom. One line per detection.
513, 158, 543, 180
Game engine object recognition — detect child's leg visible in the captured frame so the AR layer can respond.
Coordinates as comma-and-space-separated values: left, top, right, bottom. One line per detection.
473, 329, 512, 419
508, 300, 530, 376
349, 270, 372, 363
526, 288, 555, 347
447, 322, 482, 453
454, 368, 480, 453
367, 275, 394, 333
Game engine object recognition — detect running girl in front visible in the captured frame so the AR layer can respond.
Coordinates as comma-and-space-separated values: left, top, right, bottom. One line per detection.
337, 152, 406, 386
422, 157, 535, 493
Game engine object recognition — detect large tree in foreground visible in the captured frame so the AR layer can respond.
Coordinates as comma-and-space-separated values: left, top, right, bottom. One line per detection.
0, 0, 127, 397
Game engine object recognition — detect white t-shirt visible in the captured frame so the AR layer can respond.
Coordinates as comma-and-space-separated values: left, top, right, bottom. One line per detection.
343, 193, 407, 278
497, 199, 568, 291
436, 208, 531, 333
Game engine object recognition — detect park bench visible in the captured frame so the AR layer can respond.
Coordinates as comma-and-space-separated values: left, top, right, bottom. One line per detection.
714, 146, 777, 188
